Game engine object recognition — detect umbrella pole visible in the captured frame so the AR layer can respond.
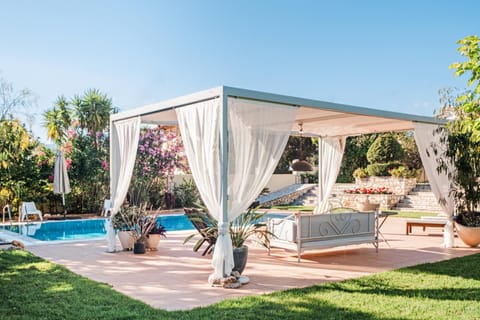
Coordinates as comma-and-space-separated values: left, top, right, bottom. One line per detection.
62, 194, 67, 219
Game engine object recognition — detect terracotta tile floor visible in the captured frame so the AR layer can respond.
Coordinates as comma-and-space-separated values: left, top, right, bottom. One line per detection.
28, 217, 479, 311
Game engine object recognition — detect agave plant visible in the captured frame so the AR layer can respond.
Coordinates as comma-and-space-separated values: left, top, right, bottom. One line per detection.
184, 204, 272, 252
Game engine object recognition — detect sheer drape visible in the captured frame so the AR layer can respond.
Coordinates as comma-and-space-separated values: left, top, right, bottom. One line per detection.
176, 98, 296, 280
315, 136, 346, 214
176, 99, 226, 278
106, 117, 141, 252
413, 122, 454, 247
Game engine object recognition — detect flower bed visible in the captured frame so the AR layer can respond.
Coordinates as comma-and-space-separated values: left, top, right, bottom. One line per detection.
344, 186, 392, 194
340, 193, 404, 210
354, 177, 416, 195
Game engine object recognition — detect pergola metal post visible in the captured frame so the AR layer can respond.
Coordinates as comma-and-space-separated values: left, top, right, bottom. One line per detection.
220, 89, 229, 277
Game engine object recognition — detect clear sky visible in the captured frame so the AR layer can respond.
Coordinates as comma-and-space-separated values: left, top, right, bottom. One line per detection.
1, 0, 478, 142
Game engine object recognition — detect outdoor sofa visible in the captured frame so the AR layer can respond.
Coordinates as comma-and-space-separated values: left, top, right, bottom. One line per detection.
268, 211, 378, 262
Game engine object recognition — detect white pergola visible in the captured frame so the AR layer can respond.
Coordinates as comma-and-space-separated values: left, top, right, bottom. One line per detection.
108, 86, 453, 281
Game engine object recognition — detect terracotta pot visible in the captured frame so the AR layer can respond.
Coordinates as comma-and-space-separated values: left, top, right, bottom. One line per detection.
356, 202, 379, 212
146, 234, 161, 250
455, 223, 480, 247
118, 231, 134, 250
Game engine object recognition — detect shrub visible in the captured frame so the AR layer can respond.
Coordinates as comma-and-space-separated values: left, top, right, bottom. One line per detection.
174, 178, 200, 208
366, 134, 404, 164
300, 172, 318, 183
388, 166, 417, 178
365, 162, 402, 177
353, 168, 368, 179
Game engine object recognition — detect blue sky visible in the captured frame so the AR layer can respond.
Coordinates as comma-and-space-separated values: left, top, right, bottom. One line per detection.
1, 0, 479, 142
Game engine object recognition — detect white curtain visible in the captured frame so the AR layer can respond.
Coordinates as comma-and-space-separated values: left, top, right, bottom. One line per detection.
413, 122, 455, 247
315, 136, 346, 214
176, 99, 225, 279
106, 117, 141, 252
176, 98, 296, 281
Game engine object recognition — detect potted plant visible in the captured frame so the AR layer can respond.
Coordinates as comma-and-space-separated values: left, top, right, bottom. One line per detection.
146, 221, 167, 250
132, 213, 159, 254
229, 207, 271, 274
112, 205, 139, 251
184, 205, 272, 274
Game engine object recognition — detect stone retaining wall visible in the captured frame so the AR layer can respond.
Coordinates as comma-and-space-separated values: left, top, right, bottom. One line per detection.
340, 193, 404, 210
354, 177, 416, 195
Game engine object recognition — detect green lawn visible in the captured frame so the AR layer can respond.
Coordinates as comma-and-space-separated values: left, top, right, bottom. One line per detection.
1, 250, 480, 319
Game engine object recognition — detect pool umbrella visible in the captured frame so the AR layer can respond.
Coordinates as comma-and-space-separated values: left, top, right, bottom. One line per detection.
54, 150, 71, 219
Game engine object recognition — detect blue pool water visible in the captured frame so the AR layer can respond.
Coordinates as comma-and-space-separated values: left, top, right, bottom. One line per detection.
1, 213, 288, 242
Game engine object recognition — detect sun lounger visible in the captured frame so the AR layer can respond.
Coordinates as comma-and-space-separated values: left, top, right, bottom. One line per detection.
184, 208, 217, 256
405, 217, 448, 235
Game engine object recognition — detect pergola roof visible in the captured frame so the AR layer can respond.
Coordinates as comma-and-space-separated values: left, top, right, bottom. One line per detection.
111, 86, 444, 136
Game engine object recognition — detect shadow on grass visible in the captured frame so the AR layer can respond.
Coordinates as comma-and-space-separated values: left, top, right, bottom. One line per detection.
398, 252, 480, 280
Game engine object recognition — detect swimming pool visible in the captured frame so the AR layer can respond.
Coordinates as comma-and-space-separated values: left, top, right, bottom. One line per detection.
0, 213, 289, 242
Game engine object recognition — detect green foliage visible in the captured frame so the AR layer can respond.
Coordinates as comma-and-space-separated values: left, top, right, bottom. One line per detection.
174, 178, 200, 208
184, 206, 271, 249
275, 136, 316, 174
43, 95, 71, 146
388, 165, 417, 178
352, 168, 368, 179
449, 35, 480, 141
129, 126, 187, 208
365, 162, 402, 177
0, 119, 52, 212
0, 73, 35, 120
434, 36, 480, 225
337, 135, 376, 183
300, 171, 318, 183
112, 205, 161, 242
43, 89, 114, 213
395, 132, 422, 169
366, 134, 404, 164
3, 250, 480, 319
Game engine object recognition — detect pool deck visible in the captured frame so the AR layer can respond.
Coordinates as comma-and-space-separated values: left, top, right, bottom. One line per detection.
26, 216, 479, 311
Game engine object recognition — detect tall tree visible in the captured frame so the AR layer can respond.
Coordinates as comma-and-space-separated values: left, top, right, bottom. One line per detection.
72, 89, 113, 147
0, 73, 35, 120
43, 95, 71, 146
450, 35, 480, 140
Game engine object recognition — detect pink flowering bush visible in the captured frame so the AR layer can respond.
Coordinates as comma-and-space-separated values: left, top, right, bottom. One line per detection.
344, 187, 392, 194
129, 126, 188, 208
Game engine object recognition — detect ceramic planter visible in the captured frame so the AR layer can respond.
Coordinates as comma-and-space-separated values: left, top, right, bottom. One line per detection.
455, 223, 480, 247
146, 234, 161, 250
118, 231, 134, 250
134, 241, 146, 254
233, 245, 248, 274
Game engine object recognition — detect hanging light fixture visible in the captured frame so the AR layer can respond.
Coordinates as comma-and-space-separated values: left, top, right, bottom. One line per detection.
290, 123, 314, 172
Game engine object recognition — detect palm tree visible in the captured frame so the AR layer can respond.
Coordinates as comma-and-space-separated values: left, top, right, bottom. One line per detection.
43, 95, 71, 146
72, 89, 113, 146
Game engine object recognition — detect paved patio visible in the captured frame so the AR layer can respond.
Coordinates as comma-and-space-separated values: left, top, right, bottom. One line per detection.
28, 217, 479, 311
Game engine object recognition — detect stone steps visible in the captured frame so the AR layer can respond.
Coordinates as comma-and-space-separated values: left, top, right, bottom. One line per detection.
393, 185, 443, 213
293, 183, 443, 213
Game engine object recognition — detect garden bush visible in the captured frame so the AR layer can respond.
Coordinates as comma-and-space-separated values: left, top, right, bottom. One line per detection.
366, 134, 404, 164
388, 165, 417, 178
365, 162, 402, 177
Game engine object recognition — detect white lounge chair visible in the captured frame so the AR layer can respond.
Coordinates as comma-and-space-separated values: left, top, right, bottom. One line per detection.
102, 199, 113, 217
20, 202, 43, 222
